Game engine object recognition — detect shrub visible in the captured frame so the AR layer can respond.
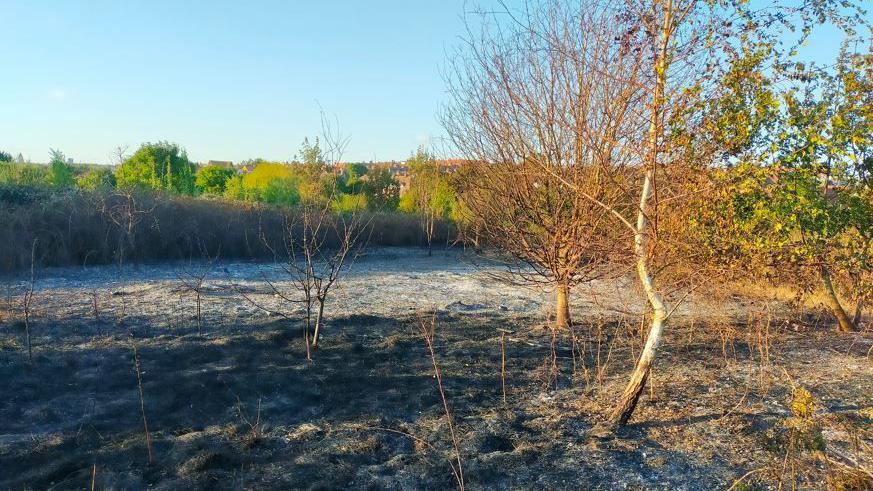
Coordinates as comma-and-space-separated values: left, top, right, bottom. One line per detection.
47, 149, 75, 188
195, 165, 236, 195
0, 162, 48, 187
76, 167, 116, 191
332, 193, 367, 213
360, 167, 400, 211
116, 141, 196, 194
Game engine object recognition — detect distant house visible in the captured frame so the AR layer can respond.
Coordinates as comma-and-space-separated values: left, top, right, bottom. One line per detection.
207, 160, 234, 168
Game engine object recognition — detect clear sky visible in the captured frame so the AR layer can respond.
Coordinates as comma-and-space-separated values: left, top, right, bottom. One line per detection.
1, 1, 866, 165
1, 1, 473, 164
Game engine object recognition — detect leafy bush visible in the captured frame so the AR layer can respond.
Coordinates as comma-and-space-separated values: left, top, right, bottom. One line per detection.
332, 193, 367, 213
195, 165, 236, 195
229, 162, 300, 205
47, 149, 75, 188
360, 167, 400, 211
116, 141, 196, 194
76, 167, 117, 191
0, 162, 48, 186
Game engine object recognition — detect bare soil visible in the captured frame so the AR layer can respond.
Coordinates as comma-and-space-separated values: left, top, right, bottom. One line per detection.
0, 248, 871, 489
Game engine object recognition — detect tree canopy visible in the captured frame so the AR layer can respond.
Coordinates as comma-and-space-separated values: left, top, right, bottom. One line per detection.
115, 141, 196, 194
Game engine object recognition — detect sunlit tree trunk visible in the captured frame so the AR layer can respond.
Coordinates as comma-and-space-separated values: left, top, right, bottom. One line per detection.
312, 298, 326, 348
608, 0, 672, 429
555, 280, 570, 329
821, 267, 857, 332
609, 170, 670, 428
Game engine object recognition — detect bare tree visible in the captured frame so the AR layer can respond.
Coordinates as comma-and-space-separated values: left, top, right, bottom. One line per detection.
236, 116, 370, 356
111, 144, 130, 168
443, 1, 642, 329
258, 202, 370, 355
177, 242, 221, 336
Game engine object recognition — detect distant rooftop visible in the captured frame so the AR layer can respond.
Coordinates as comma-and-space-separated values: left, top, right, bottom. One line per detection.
206, 160, 234, 168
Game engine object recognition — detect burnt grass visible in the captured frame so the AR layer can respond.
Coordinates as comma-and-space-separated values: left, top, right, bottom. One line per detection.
1, 304, 871, 489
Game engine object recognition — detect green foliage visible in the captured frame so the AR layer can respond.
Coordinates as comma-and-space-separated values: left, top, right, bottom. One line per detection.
0, 151, 11, 163
697, 42, 873, 299
296, 163, 336, 206
763, 386, 825, 456
47, 149, 75, 188
225, 162, 300, 205
401, 147, 457, 218
360, 167, 400, 211
696, 164, 870, 282
223, 175, 245, 200
13, 164, 48, 186
115, 141, 196, 194
332, 193, 367, 213
704, 43, 779, 158
298, 137, 324, 166
76, 167, 116, 191
195, 165, 236, 195
341, 163, 368, 193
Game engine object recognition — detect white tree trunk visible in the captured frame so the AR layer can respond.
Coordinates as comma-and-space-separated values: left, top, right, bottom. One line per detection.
608, 170, 669, 428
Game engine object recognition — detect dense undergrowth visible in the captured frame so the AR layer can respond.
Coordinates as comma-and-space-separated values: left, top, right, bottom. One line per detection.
0, 184, 456, 273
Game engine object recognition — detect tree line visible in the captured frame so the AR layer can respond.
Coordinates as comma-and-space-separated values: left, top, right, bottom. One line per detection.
0, 141, 464, 247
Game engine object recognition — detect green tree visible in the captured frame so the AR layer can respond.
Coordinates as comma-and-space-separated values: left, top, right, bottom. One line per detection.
294, 138, 338, 206
401, 148, 456, 255
47, 148, 75, 188
115, 141, 196, 194
297, 137, 324, 166
195, 165, 236, 195
77, 167, 117, 191
701, 164, 870, 332
698, 47, 873, 332
360, 167, 400, 211
224, 162, 300, 205
0, 151, 12, 163
341, 163, 368, 193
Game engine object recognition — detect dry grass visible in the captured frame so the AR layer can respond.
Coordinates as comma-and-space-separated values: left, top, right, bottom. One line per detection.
0, 186, 456, 273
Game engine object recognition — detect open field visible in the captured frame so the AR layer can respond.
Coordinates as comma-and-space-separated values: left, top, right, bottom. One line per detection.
1, 248, 871, 489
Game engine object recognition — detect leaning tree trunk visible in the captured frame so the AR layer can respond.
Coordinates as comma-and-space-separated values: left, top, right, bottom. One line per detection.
555, 281, 571, 329
608, 170, 669, 428
608, 0, 673, 430
821, 267, 857, 332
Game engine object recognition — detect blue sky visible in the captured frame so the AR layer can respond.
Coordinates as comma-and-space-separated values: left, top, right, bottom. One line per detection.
1, 1, 867, 164
1, 1, 474, 164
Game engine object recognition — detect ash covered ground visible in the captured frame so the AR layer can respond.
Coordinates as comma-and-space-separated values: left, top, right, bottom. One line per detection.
1, 248, 870, 489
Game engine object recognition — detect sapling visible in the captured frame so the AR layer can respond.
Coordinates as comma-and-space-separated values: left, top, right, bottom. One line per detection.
21, 239, 37, 363
417, 311, 464, 491
177, 242, 221, 336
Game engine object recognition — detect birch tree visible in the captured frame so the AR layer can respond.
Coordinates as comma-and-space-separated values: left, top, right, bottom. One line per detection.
445, 0, 866, 429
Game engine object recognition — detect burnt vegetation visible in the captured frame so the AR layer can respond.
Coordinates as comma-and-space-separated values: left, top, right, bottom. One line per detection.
1, 0, 872, 489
